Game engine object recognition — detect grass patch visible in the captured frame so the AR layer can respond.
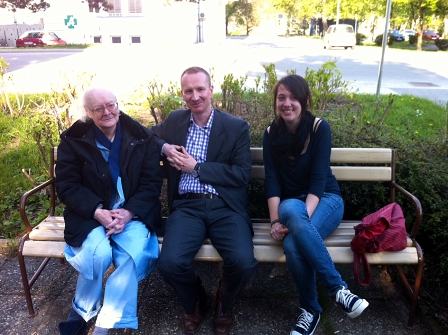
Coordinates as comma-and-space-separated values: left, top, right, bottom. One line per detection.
341, 94, 447, 142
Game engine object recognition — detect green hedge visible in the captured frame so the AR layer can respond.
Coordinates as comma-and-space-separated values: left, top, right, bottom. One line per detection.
435, 39, 448, 51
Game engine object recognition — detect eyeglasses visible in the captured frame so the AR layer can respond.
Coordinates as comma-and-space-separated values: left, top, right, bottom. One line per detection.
86, 102, 118, 115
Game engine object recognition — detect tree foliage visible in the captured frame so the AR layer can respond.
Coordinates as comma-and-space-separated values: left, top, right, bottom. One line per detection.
84, 0, 112, 12
0, 0, 49, 12
226, 0, 260, 35
0, 0, 115, 12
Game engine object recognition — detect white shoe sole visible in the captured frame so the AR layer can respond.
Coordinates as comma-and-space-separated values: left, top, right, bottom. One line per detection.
348, 299, 369, 318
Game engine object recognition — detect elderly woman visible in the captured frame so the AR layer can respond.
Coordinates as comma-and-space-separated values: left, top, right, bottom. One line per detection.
55, 88, 162, 335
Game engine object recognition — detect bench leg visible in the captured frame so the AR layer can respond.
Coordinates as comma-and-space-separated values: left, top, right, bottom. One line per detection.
17, 250, 37, 317
395, 257, 424, 328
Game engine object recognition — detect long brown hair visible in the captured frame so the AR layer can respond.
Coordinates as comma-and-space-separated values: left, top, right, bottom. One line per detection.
270, 75, 315, 159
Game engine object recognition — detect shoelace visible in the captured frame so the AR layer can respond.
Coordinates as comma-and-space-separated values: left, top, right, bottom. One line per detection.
336, 288, 356, 308
295, 308, 313, 330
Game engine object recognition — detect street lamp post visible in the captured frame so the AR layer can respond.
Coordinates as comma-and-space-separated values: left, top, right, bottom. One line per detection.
197, 0, 203, 43
376, 0, 393, 99
336, 0, 341, 25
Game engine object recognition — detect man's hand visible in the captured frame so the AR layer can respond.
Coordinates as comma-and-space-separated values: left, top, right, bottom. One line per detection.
163, 144, 197, 173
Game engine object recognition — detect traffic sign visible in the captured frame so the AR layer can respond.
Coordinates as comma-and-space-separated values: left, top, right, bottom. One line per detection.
64, 15, 78, 29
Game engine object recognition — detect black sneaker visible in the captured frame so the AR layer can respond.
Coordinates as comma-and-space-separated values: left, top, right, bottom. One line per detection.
335, 286, 369, 318
290, 308, 320, 335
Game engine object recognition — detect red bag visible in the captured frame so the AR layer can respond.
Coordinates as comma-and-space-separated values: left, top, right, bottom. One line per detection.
350, 202, 408, 286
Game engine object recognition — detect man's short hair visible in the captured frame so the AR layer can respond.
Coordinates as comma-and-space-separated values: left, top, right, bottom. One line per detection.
181, 66, 211, 87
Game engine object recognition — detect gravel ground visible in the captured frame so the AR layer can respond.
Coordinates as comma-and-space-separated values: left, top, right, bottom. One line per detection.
0, 242, 431, 335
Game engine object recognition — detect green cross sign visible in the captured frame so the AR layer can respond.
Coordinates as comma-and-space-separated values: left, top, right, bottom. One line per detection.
64, 15, 78, 29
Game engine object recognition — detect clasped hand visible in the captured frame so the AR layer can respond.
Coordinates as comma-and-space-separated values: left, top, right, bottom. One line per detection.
270, 222, 289, 241
163, 144, 196, 173
94, 208, 134, 236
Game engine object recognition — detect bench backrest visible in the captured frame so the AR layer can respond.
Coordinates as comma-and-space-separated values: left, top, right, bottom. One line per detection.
49, 146, 397, 208
251, 147, 395, 181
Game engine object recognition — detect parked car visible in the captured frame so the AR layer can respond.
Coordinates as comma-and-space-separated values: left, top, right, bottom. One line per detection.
323, 24, 356, 50
423, 30, 440, 41
16, 31, 67, 47
389, 30, 405, 41
400, 29, 417, 41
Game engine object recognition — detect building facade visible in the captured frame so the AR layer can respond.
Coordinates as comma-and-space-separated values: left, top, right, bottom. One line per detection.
0, 0, 227, 47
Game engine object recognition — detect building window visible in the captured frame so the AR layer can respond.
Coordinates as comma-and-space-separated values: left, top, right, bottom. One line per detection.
109, 0, 122, 14
128, 0, 142, 13
111, 36, 122, 44
93, 36, 102, 43
131, 36, 141, 44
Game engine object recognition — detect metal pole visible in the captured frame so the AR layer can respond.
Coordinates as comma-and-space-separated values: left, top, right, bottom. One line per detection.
197, 0, 202, 43
376, 0, 393, 100
336, 0, 341, 25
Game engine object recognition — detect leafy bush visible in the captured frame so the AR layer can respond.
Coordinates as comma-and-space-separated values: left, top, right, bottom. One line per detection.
305, 60, 349, 115
374, 34, 394, 46
356, 33, 367, 45
409, 34, 417, 45
435, 39, 448, 51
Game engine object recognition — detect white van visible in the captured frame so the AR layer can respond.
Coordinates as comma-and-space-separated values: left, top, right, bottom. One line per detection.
323, 24, 356, 50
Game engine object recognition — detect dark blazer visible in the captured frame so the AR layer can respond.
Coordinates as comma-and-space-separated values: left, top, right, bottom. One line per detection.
55, 112, 163, 247
151, 109, 253, 230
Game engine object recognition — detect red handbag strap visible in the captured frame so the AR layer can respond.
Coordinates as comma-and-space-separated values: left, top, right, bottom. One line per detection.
353, 252, 371, 286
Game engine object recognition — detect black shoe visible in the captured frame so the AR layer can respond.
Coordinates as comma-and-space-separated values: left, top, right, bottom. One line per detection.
58, 320, 87, 335
335, 286, 369, 318
182, 279, 207, 335
290, 308, 320, 335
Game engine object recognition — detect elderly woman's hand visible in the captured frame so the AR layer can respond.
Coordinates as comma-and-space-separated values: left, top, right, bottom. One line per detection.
94, 208, 134, 236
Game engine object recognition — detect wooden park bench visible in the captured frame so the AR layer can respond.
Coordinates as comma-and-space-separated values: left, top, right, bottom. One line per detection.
18, 147, 423, 328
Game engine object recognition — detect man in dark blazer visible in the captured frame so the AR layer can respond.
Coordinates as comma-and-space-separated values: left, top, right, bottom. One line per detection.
151, 66, 257, 335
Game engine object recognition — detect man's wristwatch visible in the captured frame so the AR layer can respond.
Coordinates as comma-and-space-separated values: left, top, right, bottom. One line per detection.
191, 163, 200, 178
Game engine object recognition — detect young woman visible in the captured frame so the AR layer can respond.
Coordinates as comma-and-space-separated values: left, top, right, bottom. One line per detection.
263, 75, 369, 335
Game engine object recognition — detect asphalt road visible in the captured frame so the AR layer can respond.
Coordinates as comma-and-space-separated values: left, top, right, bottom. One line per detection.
1, 36, 447, 106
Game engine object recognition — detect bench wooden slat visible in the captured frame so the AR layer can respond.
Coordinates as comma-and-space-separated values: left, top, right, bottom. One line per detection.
41, 216, 65, 224
174, 244, 419, 264
29, 230, 65, 241
251, 148, 393, 164
330, 148, 392, 163
332, 166, 392, 181
22, 240, 66, 258
252, 166, 392, 181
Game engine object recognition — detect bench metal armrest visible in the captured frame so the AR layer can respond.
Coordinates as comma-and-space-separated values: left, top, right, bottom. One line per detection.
20, 178, 55, 233
391, 181, 422, 239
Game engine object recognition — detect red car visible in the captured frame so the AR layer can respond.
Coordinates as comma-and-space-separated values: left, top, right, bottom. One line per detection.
16, 31, 67, 47
423, 30, 440, 41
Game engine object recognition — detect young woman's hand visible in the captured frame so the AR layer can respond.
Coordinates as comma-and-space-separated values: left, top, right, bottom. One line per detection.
270, 222, 289, 241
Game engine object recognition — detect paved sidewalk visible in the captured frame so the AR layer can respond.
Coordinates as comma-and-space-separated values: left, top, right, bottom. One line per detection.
0, 243, 429, 335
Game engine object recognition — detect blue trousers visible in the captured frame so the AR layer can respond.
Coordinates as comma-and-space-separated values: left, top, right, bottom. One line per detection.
280, 193, 346, 314
64, 221, 159, 329
158, 198, 258, 314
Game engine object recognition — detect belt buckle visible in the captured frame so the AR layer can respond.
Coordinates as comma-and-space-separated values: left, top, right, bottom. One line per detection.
204, 192, 213, 199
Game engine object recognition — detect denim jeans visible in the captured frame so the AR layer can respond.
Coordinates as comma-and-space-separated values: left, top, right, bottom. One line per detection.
65, 221, 159, 329
280, 193, 346, 314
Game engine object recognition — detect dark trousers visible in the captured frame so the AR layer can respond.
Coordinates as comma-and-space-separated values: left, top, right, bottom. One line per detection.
158, 198, 258, 314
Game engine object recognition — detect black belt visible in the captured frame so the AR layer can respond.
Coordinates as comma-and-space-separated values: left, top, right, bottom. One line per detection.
180, 193, 221, 200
